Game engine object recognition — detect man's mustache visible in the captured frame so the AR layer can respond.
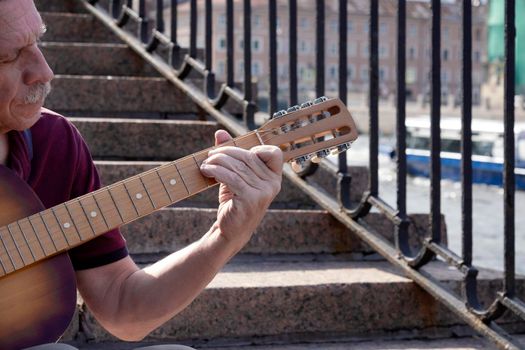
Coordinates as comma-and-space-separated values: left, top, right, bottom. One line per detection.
24, 82, 51, 104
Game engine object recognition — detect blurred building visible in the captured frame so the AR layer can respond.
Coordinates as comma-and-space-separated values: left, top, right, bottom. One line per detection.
172, 0, 487, 105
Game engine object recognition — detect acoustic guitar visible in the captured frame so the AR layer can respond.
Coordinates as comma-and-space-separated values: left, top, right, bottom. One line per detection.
0, 97, 358, 349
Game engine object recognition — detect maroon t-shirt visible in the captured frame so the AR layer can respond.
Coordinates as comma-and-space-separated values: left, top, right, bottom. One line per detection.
6, 108, 128, 270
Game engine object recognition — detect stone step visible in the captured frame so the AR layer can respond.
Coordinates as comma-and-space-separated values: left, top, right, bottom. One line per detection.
41, 13, 120, 43
67, 335, 525, 350
70, 118, 218, 161
36, 0, 87, 13
41, 42, 160, 77
46, 76, 198, 116
119, 208, 434, 257
94, 161, 316, 209
70, 260, 525, 344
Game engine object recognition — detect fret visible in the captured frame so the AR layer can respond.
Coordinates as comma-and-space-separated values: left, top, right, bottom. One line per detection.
157, 164, 187, 202
40, 210, 68, 251
123, 178, 154, 217
192, 153, 215, 187
17, 219, 45, 260
177, 157, 208, 193
173, 162, 190, 195
92, 194, 110, 230
93, 189, 124, 228
106, 187, 125, 224
0, 228, 16, 272
37, 212, 60, 251
63, 203, 84, 242
16, 221, 36, 261
78, 195, 109, 235
28, 215, 55, 256
141, 171, 171, 209
6, 225, 29, 266
50, 208, 71, 245
109, 184, 139, 223
26, 217, 47, 257
138, 176, 157, 209
155, 168, 174, 203
52, 205, 82, 245
77, 199, 97, 236
122, 182, 140, 216
0, 253, 6, 275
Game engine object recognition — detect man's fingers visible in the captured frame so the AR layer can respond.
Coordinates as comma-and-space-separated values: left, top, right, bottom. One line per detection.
251, 146, 284, 175
200, 163, 248, 195
208, 146, 281, 180
215, 129, 232, 146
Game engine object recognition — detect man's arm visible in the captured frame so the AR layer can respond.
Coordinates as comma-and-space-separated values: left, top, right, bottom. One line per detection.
76, 130, 283, 341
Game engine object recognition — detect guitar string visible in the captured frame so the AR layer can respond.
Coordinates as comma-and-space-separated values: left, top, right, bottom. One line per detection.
0, 124, 343, 267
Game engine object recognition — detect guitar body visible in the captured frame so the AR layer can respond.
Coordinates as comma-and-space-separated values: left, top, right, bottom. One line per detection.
0, 166, 76, 350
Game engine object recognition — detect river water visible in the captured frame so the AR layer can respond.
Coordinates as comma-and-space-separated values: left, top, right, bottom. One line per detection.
334, 135, 525, 275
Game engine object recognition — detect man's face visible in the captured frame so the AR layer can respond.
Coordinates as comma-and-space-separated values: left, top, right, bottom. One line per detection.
0, 0, 54, 133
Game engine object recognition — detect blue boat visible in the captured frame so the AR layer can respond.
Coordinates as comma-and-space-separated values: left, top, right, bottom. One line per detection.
397, 117, 525, 190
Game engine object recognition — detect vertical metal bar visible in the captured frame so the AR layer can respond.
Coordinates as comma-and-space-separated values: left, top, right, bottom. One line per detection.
503, 0, 516, 297
396, 0, 408, 249
138, 0, 147, 43
170, 0, 178, 44
369, 0, 379, 197
461, 0, 473, 266
316, 0, 325, 97
226, 0, 234, 87
156, 0, 164, 33
110, 0, 121, 18
338, 0, 348, 174
269, 0, 278, 114
205, 0, 214, 97
289, 0, 298, 106
430, 0, 441, 243
243, 0, 252, 101
189, 0, 197, 58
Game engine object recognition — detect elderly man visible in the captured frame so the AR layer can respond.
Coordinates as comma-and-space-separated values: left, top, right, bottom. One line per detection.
0, 0, 283, 349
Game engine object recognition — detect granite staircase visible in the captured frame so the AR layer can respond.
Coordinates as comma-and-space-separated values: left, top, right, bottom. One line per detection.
35, 1, 524, 349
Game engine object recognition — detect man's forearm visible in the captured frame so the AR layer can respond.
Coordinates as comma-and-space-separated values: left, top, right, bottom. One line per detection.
109, 223, 239, 340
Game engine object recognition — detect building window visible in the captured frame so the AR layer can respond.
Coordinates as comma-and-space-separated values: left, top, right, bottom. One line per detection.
300, 17, 309, 29
330, 42, 337, 56
329, 66, 338, 79
443, 49, 449, 61
218, 14, 226, 27
218, 61, 225, 75
363, 22, 369, 33
218, 37, 226, 50
239, 40, 244, 50
380, 68, 388, 81
409, 24, 417, 37
408, 47, 416, 60
474, 50, 481, 63
361, 43, 369, 58
347, 20, 353, 33
348, 42, 357, 57
300, 40, 308, 54
380, 45, 389, 59
475, 28, 481, 41
348, 64, 354, 80
380, 22, 388, 34
253, 39, 262, 52
361, 67, 369, 82
253, 15, 261, 28
252, 61, 261, 76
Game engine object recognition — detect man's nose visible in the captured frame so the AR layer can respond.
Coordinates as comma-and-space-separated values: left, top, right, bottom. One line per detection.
22, 45, 55, 86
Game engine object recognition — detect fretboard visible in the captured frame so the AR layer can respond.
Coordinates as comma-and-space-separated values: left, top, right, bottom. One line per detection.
0, 132, 262, 277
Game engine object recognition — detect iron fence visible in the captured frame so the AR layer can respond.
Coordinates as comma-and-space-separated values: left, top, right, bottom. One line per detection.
82, 0, 524, 348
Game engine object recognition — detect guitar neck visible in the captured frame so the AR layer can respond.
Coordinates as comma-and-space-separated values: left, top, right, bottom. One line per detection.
0, 131, 262, 277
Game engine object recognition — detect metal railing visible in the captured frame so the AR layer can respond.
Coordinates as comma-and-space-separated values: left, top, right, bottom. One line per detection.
81, 0, 524, 348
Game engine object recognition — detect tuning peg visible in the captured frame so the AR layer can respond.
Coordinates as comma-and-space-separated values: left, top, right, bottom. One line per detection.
300, 100, 314, 109
280, 124, 292, 133
291, 155, 311, 172
286, 105, 300, 113
313, 96, 328, 104
291, 119, 308, 130
272, 110, 287, 119
330, 142, 352, 155
310, 149, 330, 163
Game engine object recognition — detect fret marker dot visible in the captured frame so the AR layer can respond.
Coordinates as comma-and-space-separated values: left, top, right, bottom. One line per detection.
63, 222, 71, 229
136, 193, 143, 199
90, 211, 97, 218
170, 179, 177, 185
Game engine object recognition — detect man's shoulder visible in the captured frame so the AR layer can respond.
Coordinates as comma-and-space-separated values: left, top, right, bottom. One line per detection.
34, 108, 81, 138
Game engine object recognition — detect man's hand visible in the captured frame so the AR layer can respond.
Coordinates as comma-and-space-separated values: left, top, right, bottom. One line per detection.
200, 130, 283, 253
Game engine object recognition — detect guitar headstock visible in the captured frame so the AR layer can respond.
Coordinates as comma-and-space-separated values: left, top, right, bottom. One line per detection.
257, 97, 358, 170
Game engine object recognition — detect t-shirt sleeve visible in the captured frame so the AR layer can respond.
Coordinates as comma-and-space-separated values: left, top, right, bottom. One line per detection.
66, 123, 129, 270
